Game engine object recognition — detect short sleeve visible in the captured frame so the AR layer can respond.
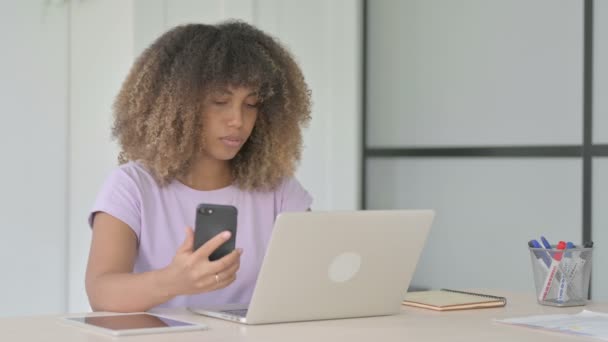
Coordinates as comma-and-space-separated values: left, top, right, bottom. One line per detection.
88, 166, 142, 239
275, 177, 313, 213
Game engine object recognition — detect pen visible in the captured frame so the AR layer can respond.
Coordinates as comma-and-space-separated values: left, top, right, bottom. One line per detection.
539, 240, 566, 302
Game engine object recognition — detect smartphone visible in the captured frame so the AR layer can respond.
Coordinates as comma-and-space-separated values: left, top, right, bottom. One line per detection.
193, 203, 238, 261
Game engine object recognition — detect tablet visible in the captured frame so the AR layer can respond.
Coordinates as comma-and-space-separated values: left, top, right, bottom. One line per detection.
61, 312, 207, 336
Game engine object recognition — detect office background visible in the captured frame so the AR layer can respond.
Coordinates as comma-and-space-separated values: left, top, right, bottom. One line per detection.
0, 0, 605, 317
366, 0, 607, 299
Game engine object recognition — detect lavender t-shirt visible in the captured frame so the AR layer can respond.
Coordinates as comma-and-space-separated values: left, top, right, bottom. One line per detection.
89, 161, 312, 309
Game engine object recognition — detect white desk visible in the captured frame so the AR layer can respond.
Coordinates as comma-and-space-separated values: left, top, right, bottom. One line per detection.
2, 290, 606, 341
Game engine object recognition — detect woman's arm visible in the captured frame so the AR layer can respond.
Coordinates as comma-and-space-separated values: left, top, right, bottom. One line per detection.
85, 213, 242, 312
85, 213, 175, 312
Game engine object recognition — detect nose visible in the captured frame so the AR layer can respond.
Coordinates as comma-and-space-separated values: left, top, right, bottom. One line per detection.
227, 105, 243, 128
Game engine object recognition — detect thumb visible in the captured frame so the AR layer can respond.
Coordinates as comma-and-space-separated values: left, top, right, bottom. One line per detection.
177, 227, 194, 253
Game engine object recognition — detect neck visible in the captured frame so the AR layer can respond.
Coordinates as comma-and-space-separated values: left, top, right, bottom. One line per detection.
179, 155, 233, 191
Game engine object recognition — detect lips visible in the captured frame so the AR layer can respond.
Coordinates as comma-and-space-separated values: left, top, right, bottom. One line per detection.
220, 136, 243, 148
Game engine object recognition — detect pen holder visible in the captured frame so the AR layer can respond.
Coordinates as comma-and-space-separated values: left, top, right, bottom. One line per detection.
529, 246, 593, 307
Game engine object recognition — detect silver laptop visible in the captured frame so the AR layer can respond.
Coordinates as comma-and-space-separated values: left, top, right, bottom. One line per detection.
189, 210, 434, 324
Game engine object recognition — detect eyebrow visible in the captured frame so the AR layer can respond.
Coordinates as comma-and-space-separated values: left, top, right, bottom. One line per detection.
216, 88, 258, 97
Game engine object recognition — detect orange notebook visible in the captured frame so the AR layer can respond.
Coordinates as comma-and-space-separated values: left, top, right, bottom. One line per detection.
402, 289, 507, 311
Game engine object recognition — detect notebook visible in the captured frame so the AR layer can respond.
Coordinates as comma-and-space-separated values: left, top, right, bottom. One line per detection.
402, 289, 507, 311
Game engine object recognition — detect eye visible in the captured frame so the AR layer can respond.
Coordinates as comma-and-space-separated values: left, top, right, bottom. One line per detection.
246, 102, 260, 108
213, 100, 229, 105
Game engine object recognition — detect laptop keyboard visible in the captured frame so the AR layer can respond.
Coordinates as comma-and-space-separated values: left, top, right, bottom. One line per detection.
221, 309, 248, 317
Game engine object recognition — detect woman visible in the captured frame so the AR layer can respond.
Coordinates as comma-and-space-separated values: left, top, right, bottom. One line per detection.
85, 21, 312, 312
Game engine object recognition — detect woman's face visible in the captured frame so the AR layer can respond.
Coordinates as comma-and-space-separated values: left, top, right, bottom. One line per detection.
200, 85, 259, 161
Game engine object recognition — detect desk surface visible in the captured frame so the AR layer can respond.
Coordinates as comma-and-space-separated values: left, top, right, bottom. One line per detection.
2, 290, 607, 341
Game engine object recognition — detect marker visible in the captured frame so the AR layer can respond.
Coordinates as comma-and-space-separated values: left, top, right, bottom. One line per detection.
557, 241, 571, 303
564, 241, 576, 270
539, 236, 554, 266
563, 242, 576, 282
563, 241, 586, 299
528, 239, 550, 269
540, 236, 552, 249
539, 240, 566, 302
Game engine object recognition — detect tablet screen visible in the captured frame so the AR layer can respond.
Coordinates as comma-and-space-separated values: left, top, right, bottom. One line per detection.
67, 313, 196, 331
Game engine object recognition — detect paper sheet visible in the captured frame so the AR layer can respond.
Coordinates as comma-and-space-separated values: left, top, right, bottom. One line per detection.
496, 310, 608, 340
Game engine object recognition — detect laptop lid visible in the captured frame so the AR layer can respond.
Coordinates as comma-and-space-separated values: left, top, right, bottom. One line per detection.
242, 210, 434, 324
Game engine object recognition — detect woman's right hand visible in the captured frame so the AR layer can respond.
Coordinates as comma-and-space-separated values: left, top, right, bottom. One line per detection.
162, 227, 242, 297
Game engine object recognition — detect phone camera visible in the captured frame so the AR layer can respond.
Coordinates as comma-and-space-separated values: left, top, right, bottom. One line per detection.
200, 208, 214, 216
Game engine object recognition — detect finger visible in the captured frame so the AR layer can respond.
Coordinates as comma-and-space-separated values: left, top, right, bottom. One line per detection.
197, 272, 224, 292
224, 250, 242, 274
199, 267, 238, 292
195, 276, 217, 292
212, 272, 237, 291
222, 257, 241, 277
192, 231, 232, 260
218, 273, 237, 288
207, 248, 241, 274
213, 255, 240, 281
177, 227, 195, 253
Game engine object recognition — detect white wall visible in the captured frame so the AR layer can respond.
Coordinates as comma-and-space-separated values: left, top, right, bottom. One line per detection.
67, 0, 134, 315
366, 0, 587, 294
368, 0, 582, 147
252, 0, 361, 210
0, 1, 68, 317
593, 0, 608, 143
593, 0, 608, 300
368, 158, 582, 292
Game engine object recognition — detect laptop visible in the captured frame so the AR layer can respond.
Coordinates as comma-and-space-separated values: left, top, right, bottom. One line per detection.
189, 210, 434, 324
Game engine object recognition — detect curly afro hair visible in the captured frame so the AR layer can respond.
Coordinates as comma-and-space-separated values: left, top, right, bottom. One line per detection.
112, 21, 311, 190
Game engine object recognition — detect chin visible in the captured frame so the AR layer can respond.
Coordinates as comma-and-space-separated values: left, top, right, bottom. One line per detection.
213, 151, 240, 161
207, 144, 243, 161
220, 155, 238, 161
